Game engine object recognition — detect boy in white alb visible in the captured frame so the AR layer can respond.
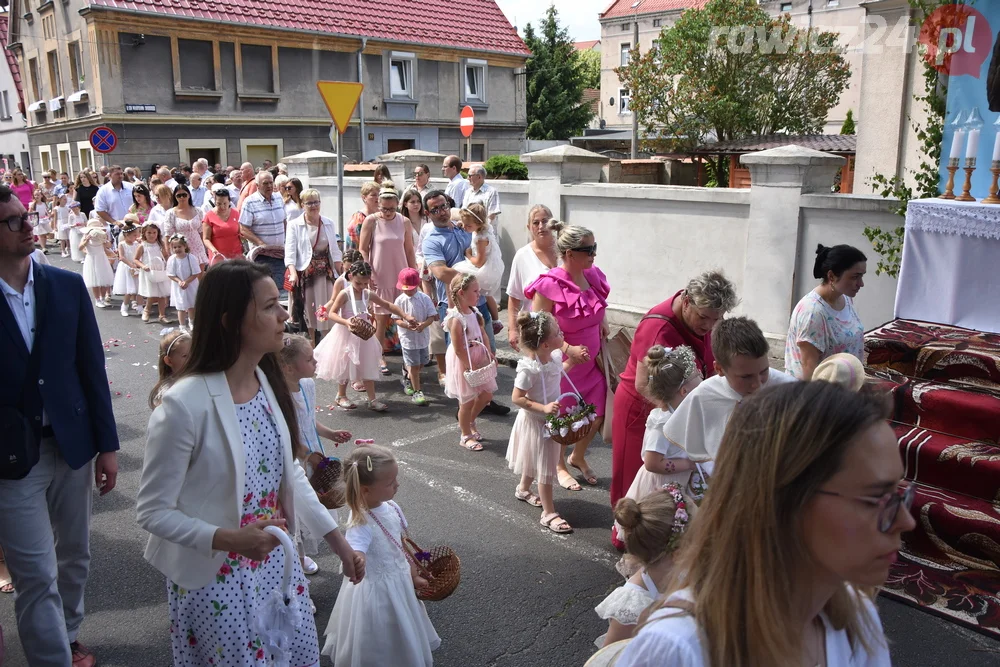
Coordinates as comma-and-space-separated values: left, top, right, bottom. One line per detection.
664, 316, 796, 469
392, 268, 439, 406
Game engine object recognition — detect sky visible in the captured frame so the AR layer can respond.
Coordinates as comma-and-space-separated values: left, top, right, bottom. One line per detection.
496, 0, 608, 43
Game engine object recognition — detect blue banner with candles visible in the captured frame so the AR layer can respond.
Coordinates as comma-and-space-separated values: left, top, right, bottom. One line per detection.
938, 3, 1000, 198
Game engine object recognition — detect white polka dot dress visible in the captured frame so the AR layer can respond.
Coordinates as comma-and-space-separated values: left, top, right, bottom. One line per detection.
166, 388, 320, 666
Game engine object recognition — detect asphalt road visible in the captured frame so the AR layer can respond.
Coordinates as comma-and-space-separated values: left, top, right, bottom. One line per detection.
2, 254, 999, 667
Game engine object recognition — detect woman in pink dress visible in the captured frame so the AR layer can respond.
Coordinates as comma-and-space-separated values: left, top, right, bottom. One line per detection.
359, 184, 415, 374
526, 220, 609, 491
10, 169, 34, 209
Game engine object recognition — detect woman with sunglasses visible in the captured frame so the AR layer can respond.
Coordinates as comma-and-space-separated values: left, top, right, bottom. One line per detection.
163, 184, 208, 270
282, 177, 304, 222
525, 221, 607, 491
616, 381, 910, 667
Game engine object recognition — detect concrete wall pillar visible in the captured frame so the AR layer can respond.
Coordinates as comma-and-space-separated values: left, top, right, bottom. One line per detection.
741, 145, 845, 351
376, 149, 445, 190
521, 145, 609, 219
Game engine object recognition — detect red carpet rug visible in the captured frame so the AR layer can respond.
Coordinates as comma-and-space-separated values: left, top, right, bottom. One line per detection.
866, 320, 1000, 638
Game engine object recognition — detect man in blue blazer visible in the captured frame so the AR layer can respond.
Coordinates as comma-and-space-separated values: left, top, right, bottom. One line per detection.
0, 184, 119, 667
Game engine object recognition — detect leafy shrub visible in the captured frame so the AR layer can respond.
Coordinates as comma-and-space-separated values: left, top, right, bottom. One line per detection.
483, 155, 528, 180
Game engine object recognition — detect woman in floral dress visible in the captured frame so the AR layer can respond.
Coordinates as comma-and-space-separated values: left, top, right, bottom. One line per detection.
138, 260, 362, 666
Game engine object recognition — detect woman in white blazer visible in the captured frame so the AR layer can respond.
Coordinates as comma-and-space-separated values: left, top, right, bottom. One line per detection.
137, 259, 362, 666
284, 188, 343, 343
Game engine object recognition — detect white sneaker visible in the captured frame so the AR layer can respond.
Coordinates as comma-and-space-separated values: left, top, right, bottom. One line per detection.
120, 305, 130, 317
303, 556, 319, 575
94, 299, 106, 309
133, 302, 143, 312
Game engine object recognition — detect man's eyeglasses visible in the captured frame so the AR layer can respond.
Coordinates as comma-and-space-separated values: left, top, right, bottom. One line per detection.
571, 243, 598, 257
413, 171, 425, 177
1, 213, 32, 232
428, 205, 450, 215
816, 483, 915, 533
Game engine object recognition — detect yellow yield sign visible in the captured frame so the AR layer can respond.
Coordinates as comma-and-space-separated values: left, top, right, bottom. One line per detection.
316, 81, 364, 134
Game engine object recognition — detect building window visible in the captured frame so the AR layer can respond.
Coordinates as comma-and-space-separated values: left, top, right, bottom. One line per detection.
389, 53, 414, 99
0, 91, 10, 119
462, 143, 485, 163
464, 59, 486, 103
41, 12, 56, 40
240, 43, 275, 93
28, 57, 40, 101
178, 39, 216, 90
619, 88, 630, 114
621, 23, 631, 32
46, 50, 61, 98
827, 0, 839, 6
653, 19, 662, 28
621, 43, 631, 67
780, 2, 792, 11
68, 41, 83, 91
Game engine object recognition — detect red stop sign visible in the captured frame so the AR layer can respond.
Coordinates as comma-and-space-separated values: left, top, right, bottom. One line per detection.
460, 105, 474, 138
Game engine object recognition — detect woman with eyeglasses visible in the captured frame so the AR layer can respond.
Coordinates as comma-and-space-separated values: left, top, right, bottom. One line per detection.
284, 189, 343, 343
615, 381, 910, 667
525, 221, 608, 491
163, 184, 208, 270
282, 177, 304, 222
359, 184, 416, 375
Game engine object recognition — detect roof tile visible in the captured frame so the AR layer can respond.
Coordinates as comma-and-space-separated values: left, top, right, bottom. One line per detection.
601, 0, 706, 20
86, 0, 530, 56
697, 134, 857, 155
0, 15, 24, 109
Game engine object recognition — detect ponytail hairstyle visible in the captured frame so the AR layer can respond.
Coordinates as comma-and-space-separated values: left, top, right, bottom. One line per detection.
545, 219, 592, 256
642, 344, 698, 405
614, 483, 695, 566
344, 445, 397, 526
812, 244, 867, 283
279, 333, 312, 369
449, 272, 478, 308
516, 310, 558, 352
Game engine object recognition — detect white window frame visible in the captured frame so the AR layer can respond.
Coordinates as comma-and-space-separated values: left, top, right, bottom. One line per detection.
653, 19, 662, 28
38, 145, 53, 173
780, 2, 792, 11
56, 143, 72, 180
620, 43, 630, 67
0, 90, 9, 119
618, 88, 631, 115
389, 52, 415, 99
76, 141, 94, 172
464, 59, 487, 104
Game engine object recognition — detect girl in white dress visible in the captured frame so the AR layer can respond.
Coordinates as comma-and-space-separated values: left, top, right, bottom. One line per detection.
166, 233, 204, 332
622, 345, 704, 506
113, 220, 142, 317
595, 486, 694, 649
31, 188, 53, 253
506, 310, 577, 534
67, 201, 87, 263
54, 193, 71, 257
322, 445, 440, 667
279, 333, 352, 576
135, 221, 171, 324
314, 261, 415, 412
453, 203, 504, 326
80, 217, 114, 307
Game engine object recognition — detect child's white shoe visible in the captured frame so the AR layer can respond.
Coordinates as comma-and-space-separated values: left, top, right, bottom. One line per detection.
120, 304, 129, 317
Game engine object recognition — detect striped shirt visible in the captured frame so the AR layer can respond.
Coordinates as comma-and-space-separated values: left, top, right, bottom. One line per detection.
238, 192, 286, 247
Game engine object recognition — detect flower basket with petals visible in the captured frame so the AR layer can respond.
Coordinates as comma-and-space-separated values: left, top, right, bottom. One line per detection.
545, 392, 598, 446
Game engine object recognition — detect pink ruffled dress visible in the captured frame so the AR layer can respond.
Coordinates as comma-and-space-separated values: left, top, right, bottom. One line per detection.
443, 309, 498, 404
525, 266, 610, 417
314, 287, 382, 383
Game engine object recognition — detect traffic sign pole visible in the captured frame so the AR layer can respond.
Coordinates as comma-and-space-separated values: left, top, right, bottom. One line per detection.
460, 105, 475, 163
316, 81, 364, 247
335, 128, 344, 244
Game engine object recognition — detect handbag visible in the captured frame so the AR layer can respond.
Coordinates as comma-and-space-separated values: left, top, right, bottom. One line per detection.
460, 312, 497, 389
284, 221, 322, 291
368, 503, 461, 602
0, 338, 44, 480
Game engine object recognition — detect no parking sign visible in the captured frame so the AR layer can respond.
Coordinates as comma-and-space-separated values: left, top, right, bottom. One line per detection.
89, 126, 118, 154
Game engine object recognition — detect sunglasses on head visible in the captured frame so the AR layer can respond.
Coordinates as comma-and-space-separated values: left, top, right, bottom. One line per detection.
571, 243, 598, 256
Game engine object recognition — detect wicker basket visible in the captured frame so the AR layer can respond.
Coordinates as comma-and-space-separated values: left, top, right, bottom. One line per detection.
305, 453, 345, 509
404, 537, 461, 602
547, 391, 598, 446
349, 316, 376, 341
462, 339, 497, 389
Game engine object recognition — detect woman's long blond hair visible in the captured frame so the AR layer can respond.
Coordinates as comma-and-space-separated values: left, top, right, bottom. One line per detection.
641, 381, 891, 666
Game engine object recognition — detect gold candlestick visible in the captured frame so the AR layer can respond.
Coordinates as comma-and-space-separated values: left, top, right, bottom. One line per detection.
956, 164, 977, 202
983, 162, 1000, 204
941, 160, 959, 199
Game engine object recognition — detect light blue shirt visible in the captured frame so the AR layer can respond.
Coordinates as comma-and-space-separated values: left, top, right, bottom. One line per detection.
190, 185, 207, 208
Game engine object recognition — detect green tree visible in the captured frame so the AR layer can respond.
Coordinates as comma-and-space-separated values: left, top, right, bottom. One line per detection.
840, 109, 856, 135
616, 0, 850, 186
523, 6, 594, 140
576, 48, 601, 89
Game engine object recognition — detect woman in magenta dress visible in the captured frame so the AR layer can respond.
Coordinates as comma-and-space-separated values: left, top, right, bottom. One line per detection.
526, 221, 608, 491
359, 184, 415, 374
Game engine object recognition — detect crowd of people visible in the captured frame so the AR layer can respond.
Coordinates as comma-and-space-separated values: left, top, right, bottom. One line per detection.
0, 147, 912, 667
